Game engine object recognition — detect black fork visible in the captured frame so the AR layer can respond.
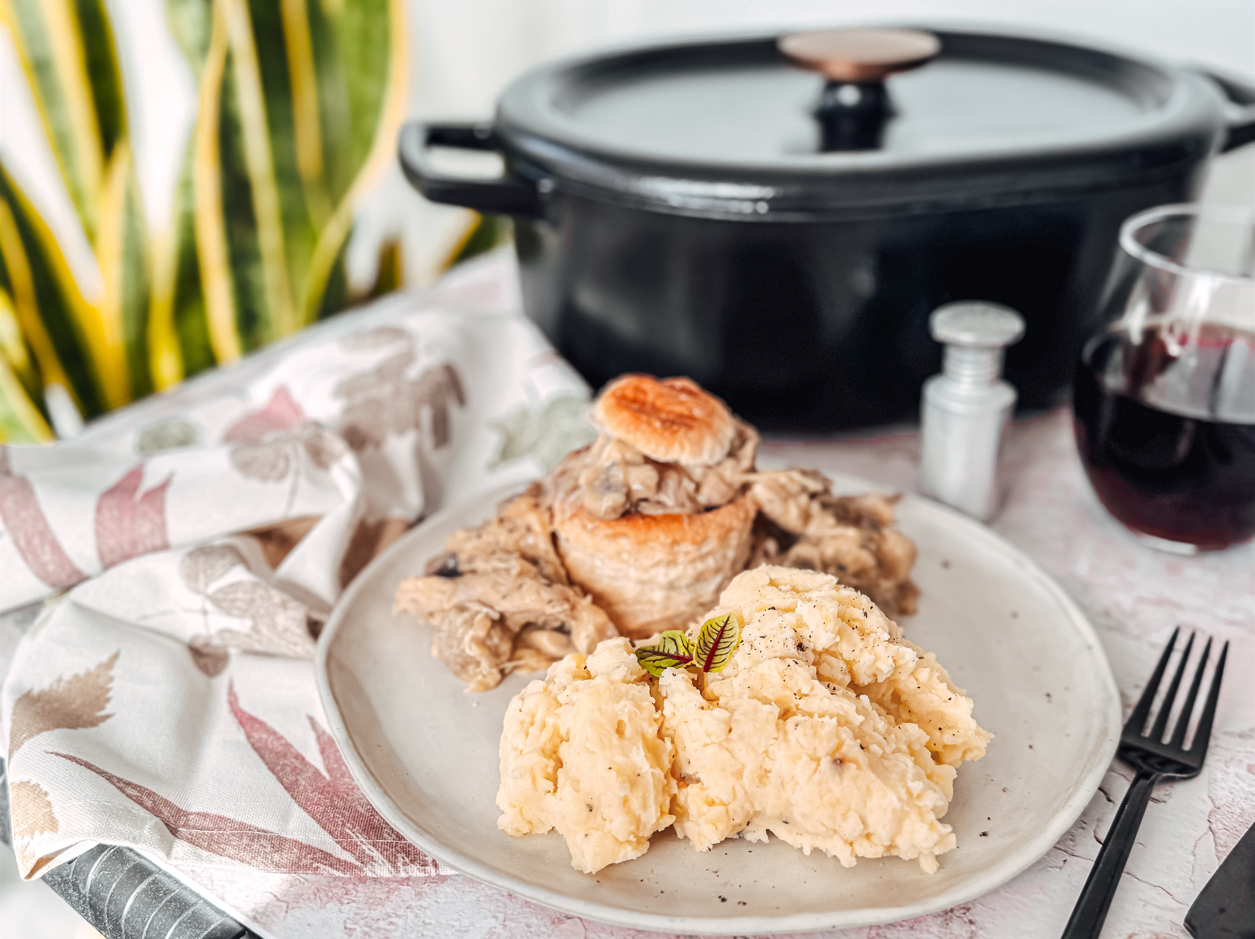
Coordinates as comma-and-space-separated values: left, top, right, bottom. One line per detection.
1061, 628, 1229, 939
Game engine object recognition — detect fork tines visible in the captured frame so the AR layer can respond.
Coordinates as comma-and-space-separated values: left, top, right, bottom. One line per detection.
1124, 627, 1230, 769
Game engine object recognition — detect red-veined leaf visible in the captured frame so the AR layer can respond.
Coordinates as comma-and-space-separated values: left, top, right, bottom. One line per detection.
695, 612, 742, 673
657, 630, 694, 658
634, 646, 693, 678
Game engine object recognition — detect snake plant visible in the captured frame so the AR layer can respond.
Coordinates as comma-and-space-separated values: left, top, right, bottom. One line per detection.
0, 0, 416, 442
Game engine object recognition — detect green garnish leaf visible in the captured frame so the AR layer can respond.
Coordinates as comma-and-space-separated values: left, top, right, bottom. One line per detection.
635, 645, 693, 677
634, 617, 741, 677
657, 630, 694, 658
694, 613, 742, 673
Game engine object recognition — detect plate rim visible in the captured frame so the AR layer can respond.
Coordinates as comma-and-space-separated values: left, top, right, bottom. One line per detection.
316, 478, 1121, 935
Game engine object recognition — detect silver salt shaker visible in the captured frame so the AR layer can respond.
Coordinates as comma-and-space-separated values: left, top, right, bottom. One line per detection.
918, 301, 1025, 521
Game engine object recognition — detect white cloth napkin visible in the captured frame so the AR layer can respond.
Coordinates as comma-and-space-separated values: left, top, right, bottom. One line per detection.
0, 252, 596, 878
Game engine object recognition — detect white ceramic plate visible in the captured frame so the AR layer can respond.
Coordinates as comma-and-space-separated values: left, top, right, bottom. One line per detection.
316, 478, 1120, 935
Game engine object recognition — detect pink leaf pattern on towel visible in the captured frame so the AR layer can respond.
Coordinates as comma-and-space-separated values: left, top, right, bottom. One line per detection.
52, 753, 360, 873
50, 688, 436, 875
228, 685, 434, 873
223, 386, 346, 484
0, 448, 85, 589
95, 465, 173, 569
223, 386, 306, 442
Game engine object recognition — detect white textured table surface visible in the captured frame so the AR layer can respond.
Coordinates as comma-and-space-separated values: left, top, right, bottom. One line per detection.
153, 410, 1252, 939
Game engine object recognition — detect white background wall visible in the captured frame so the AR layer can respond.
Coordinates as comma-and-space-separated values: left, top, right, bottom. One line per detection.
1, 0, 1253, 292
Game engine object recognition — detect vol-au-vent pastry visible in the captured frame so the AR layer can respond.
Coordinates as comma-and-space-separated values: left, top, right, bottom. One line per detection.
549, 375, 761, 638
550, 494, 758, 639
395, 374, 922, 691
496, 567, 991, 874
590, 374, 737, 466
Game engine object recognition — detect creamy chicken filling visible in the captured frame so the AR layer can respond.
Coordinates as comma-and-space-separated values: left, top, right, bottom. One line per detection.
398, 421, 920, 691
747, 469, 919, 617
566, 420, 759, 520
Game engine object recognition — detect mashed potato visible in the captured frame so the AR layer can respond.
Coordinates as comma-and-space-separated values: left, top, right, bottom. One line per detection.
496, 566, 990, 874
716, 567, 990, 768
496, 639, 677, 873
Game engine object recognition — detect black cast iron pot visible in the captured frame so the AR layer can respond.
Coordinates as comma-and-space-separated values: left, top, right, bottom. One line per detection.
400, 26, 1255, 431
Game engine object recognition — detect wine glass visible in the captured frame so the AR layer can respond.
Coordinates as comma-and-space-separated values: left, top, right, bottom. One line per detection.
1073, 204, 1255, 554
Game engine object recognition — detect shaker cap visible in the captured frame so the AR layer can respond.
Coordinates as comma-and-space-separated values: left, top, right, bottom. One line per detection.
929, 302, 1026, 348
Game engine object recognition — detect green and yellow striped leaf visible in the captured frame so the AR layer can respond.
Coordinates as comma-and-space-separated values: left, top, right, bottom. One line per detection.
0, 356, 53, 442
1, 0, 407, 420
0, 309, 53, 443
323, 237, 401, 320
184, 0, 404, 366
150, 139, 210, 388
0, 162, 104, 417
317, 0, 398, 203
0, 285, 40, 402
95, 142, 152, 401
165, 0, 214, 77
0, 0, 127, 243
0, 283, 52, 442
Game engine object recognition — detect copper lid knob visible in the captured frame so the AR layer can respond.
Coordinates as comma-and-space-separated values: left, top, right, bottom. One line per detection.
778, 27, 941, 84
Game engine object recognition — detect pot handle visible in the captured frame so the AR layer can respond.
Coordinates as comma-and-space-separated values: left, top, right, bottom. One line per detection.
1201, 69, 1255, 153
398, 121, 544, 216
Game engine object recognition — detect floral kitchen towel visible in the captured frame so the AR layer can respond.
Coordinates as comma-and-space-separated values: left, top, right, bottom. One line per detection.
1, 252, 597, 877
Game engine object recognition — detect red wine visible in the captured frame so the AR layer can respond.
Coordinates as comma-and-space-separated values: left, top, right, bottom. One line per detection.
1073, 322, 1255, 550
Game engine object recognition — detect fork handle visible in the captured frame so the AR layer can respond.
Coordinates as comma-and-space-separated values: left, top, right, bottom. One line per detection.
1061, 770, 1161, 939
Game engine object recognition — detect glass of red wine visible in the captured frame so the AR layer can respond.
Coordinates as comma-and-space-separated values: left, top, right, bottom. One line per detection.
1073, 204, 1255, 554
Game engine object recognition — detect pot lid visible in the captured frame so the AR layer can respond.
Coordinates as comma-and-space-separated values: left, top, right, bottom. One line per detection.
494, 27, 1225, 219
